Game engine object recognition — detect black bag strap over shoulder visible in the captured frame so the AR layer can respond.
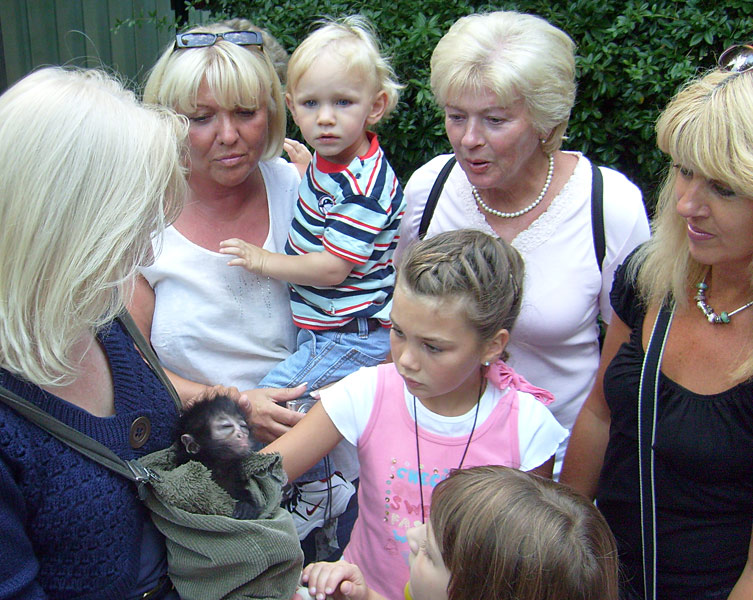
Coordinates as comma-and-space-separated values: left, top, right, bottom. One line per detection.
118, 311, 181, 412
637, 303, 674, 600
591, 162, 605, 272
417, 156, 606, 273
418, 155, 456, 240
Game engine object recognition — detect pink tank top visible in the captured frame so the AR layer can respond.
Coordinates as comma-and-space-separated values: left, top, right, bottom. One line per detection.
344, 361, 551, 600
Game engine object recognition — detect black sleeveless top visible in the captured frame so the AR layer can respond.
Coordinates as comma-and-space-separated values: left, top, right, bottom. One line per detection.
596, 257, 753, 599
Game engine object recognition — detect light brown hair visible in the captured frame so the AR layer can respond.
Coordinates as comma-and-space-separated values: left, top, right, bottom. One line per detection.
430, 466, 619, 600
397, 230, 524, 354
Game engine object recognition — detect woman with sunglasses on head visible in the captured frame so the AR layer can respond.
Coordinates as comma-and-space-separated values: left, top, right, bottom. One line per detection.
132, 23, 358, 561
134, 22, 306, 445
396, 11, 650, 476
561, 45, 753, 599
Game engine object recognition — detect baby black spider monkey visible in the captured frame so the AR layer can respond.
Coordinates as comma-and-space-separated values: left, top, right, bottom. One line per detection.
176, 395, 260, 519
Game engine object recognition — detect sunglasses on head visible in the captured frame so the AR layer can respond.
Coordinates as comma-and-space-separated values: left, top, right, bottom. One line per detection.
175, 30, 263, 50
718, 43, 753, 73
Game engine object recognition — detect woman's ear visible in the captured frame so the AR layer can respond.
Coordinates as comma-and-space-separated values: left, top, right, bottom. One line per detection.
366, 90, 389, 126
481, 329, 510, 365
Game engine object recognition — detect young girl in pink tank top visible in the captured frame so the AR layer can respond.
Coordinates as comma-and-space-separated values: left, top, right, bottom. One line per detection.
297, 466, 618, 600
264, 230, 567, 600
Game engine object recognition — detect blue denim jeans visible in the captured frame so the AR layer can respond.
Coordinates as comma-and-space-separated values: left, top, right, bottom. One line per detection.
259, 318, 390, 480
259, 319, 390, 391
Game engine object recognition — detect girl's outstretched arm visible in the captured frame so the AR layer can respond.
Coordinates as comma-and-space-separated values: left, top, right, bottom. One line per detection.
300, 560, 386, 600
262, 401, 344, 481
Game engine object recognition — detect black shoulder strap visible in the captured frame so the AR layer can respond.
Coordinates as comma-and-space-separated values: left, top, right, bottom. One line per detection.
638, 303, 674, 600
419, 157, 605, 269
591, 163, 605, 272
418, 155, 456, 240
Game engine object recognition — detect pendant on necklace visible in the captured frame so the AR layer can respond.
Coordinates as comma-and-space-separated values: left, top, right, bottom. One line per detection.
695, 278, 753, 324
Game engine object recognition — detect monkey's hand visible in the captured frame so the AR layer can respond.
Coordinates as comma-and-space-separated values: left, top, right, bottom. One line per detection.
219, 238, 269, 275
185, 384, 243, 410
284, 137, 312, 178
300, 560, 381, 600
242, 385, 307, 443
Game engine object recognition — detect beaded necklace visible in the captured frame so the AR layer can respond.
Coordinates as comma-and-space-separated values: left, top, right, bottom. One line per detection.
695, 276, 753, 324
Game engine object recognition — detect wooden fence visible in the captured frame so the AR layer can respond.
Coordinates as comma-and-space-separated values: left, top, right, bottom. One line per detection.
0, 0, 212, 93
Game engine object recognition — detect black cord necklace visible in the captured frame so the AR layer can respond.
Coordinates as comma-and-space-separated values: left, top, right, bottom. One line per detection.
413, 373, 485, 523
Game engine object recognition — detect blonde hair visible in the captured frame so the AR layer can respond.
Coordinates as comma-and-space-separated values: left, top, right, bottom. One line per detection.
220, 18, 289, 84
634, 68, 753, 377
286, 15, 402, 119
430, 466, 619, 600
430, 11, 575, 153
398, 230, 523, 357
144, 21, 285, 159
0, 67, 187, 385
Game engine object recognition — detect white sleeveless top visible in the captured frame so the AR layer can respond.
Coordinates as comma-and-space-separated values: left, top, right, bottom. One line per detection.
141, 158, 300, 390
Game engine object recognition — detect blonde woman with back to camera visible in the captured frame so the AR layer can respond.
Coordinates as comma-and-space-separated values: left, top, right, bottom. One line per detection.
397, 11, 650, 474
561, 46, 753, 599
0, 67, 186, 599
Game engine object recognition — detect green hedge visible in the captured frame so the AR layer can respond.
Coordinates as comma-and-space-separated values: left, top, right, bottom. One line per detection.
187, 0, 753, 209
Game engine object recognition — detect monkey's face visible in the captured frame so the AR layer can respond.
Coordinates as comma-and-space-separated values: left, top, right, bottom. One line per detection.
208, 413, 252, 460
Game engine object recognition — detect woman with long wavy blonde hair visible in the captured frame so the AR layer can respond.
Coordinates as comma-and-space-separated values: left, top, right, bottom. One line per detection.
0, 67, 187, 599
562, 50, 753, 599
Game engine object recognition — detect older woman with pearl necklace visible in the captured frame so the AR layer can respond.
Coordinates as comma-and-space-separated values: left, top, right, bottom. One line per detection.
397, 10, 650, 473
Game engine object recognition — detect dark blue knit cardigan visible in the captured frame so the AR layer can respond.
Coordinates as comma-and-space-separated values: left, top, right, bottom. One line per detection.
0, 320, 179, 600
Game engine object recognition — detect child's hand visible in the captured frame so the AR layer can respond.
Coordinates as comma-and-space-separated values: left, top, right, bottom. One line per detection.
284, 137, 312, 178
300, 560, 374, 600
219, 238, 268, 275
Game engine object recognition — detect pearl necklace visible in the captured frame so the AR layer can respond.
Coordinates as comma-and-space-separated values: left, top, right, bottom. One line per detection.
695, 277, 753, 323
471, 153, 555, 218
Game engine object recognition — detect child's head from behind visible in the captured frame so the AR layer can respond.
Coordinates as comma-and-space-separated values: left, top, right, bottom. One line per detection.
415, 466, 618, 600
397, 230, 524, 356
285, 16, 402, 165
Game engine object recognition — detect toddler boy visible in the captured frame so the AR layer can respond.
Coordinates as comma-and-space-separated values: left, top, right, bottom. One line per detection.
220, 15, 404, 550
